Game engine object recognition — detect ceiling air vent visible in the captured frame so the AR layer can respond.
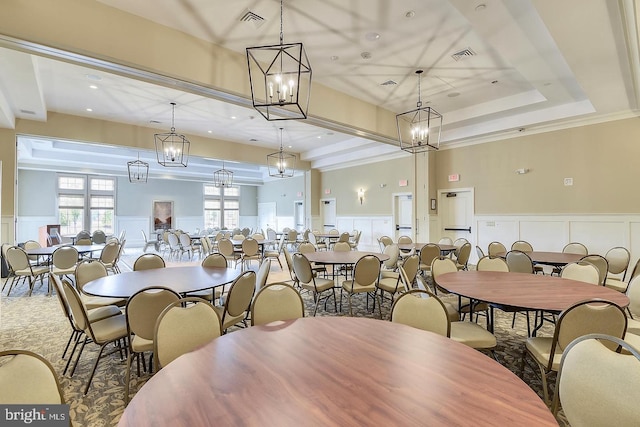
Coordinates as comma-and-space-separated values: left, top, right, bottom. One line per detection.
380, 80, 397, 86
20, 109, 36, 115
240, 9, 265, 28
451, 48, 476, 61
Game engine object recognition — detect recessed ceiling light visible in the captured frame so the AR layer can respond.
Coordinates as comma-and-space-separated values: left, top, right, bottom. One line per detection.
85, 74, 102, 81
447, 92, 460, 98
317, 136, 322, 139
288, 145, 292, 149
231, 116, 237, 119
361, 51, 372, 60
208, 130, 213, 133
330, 55, 339, 61
365, 32, 380, 41
405, 10, 415, 18
475, 4, 487, 12
89, 85, 98, 89
86, 108, 93, 112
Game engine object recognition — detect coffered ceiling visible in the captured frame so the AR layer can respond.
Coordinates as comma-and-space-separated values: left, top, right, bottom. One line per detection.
2, 0, 639, 183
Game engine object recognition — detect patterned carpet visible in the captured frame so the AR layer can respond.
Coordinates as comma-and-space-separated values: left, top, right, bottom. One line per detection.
0, 249, 567, 426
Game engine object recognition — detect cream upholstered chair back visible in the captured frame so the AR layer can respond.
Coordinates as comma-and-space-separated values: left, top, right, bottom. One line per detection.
154, 297, 222, 369
202, 253, 227, 268
505, 250, 534, 274
133, 253, 166, 271
75, 260, 107, 291
283, 247, 296, 280
476, 256, 509, 272
391, 290, 450, 337
438, 237, 453, 245
605, 246, 630, 277
0, 350, 65, 404
292, 253, 314, 284
241, 227, 251, 237
553, 334, 640, 426
167, 233, 180, 251
6, 246, 30, 271
307, 232, 318, 246
338, 232, 350, 243
511, 240, 534, 252
224, 271, 256, 318
352, 255, 381, 288
266, 228, 277, 241
333, 241, 351, 252
76, 230, 91, 241
92, 230, 107, 244
23, 240, 41, 262
255, 259, 271, 293
401, 254, 420, 285
560, 262, 600, 285
453, 238, 469, 247
553, 300, 627, 360
627, 275, 640, 316
61, 279, 94, 338
251, 282, 304, 326
419, 244, 440, 270
397, 235, 413, 244
579, 255, 609, 286
52, 245, 79, 270
475, 245, 486, 260
241, 238, 259, 257
382, 244, 400, 270
298, 242, 316, 254
76, 238, 92, 246
126, 287, 180, 341
563, 242, 588, 255
431, 256, 457, 280
217, 238, 235, 260
199, 235, 211, 255
378, 235, 393, 251
178, 233, 193, 248
487, 241, 507, 256
456, 243, 472, 268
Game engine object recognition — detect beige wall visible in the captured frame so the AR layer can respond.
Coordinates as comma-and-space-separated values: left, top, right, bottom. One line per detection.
321, 157, 415, 215
0, 128, 16, 216
434, 118, 640, 214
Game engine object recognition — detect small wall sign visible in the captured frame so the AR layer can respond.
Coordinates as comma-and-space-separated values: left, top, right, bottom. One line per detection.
448, 174, 460, 182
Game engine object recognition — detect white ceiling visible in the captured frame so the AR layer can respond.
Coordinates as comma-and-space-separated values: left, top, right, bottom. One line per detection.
1, 0, 639, 183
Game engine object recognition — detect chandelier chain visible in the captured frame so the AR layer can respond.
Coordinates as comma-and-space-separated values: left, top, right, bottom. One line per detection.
279, 0, 284, 45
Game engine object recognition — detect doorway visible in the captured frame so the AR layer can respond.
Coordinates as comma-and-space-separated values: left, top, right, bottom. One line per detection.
438, 188, 474, 243
321, 199, 336, 232
393, 193, 413, 241
258, 202, 277, 233
294, 200, 304, 231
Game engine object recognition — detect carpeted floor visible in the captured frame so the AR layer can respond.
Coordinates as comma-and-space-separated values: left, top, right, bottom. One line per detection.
0, 248, 567, 426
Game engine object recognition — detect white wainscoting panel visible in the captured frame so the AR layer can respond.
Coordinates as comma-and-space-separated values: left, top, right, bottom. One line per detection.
117, 216, 150, 247
276, 216, 295, 231
16, 216, 57, 243
1, 215, 14, 244
175, 216, 204, 235
519, 221, 566, 252
334, 216, 394, 251
569, 220, 628, 256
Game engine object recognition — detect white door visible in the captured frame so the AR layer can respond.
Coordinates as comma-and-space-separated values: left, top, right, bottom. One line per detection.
258, 202, 277, 233
321, 199, 336, 232
294, 201, 304, 231
439, 189, 473, 243
394, 194, 413, 240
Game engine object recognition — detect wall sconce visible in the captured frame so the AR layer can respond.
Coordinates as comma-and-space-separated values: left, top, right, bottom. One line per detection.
358, 188, 365, 205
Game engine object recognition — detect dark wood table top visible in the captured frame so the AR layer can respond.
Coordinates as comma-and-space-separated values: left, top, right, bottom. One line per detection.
398, 243, 457, 253
230, 238, 274, 246
436, 271, 629, 312
303, 250, 389, 265
495, 251, 583, 266
25, 244, 105, 256
119, 317, 556, 427
82, 266, 241, 298
314, 233, 352, 239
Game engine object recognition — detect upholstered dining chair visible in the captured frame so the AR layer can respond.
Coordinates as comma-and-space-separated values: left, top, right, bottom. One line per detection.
263, 234, 285, 269
604, 246, 631, 292
75, 260, 126, 309
391, 285, 497, 358
454, 242, 472, 270
560, 262, 600, 285
380, 243, 400, 276
438, 237, 453, 246
418, 243, 440, 277
133, 253, 166, 271
98, 241, 121, 274
213, 270, 256, 332
255, 259, 271, 294
563, 242, 589, 255
579, 254, 609, 286
475, 245, 485, 261
4, 246, 49, 296
251, 282, 305, 326
511, 240, 543, 273
239, 237, 261, 270
397, 235, 413, 244
430, 256, 482, 323
124, 286, 180, 404
377, 235, 394, 251
0, 350, 65, 404
521, 299, 627, 404
378, 253, 419, 311
551, 334, 640, 425
52, 245, 79, 283
75, 237, 93, 246
341, 254, 382, 318
505, 250, 534, 274
292, 253, 336, 316
184, 253, 229, 304
92, 230, 107, 244
217, 238, 240, 267
23, 239, 42, 264
154, 297, 222, 370
61, 279, 128, 395
141, 229, 159, 253
487, 241, 507, 257
178, 233, 200, 260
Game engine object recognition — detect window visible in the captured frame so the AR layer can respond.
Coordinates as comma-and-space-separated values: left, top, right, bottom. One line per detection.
204, 184, 240, 229
58, 174, 116, 235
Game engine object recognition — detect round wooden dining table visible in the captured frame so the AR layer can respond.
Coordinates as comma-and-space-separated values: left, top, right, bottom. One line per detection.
302, 250, 389, 265
495, 251, 583, 267
118, 317, 557, 427
436, 271, 629, 313
25, 244, 105, 257
82, 266, 242, 298
398, 242, 457, 254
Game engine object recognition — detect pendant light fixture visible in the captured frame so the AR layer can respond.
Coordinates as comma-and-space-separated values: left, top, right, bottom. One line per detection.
127, 153, 149, 183
213, 161, 234, 187
396, 70, 443, 153
154, 102, 190, 167
246, 0, 312, 121
267, 127, 296, 178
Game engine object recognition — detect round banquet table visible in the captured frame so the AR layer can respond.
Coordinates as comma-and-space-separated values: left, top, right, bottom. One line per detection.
398, 242, 457, 254
495, 251, 583, 267
118, 317, 557, 427
82, 266, 241, 298
25, 244, 105, 257
302, 250, 389, 265
436, 271, 629, 313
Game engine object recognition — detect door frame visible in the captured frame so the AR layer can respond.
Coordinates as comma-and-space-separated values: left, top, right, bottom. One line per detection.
293, 200, 304, 231
437, 187, 475, 244
392, 192, 413, 241
320, 198, 337, 232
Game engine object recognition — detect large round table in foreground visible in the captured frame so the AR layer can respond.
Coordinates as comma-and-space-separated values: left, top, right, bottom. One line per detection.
119, 317, 557, 426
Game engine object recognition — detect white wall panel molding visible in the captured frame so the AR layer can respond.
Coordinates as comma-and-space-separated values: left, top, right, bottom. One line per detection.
335, 215, 394, 251
16, 216, 56, 243
1, 215, 14, 244
117, 216, 149, 247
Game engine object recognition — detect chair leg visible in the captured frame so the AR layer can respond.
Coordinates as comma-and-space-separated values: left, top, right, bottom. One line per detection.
348, 294, 353, 316
84, 343, 110, 395
312, 292, 320, 316
69, 337, 89, 376
124, 351, 133, 405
